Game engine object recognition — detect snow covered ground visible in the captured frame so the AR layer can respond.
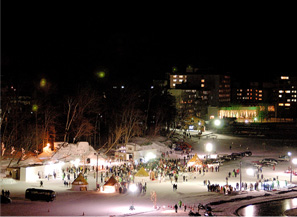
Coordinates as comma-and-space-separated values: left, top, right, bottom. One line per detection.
1, 131, 297, 216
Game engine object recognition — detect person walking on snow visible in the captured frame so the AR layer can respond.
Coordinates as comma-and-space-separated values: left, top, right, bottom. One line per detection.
178, 200, 182, 208
174, 204, 178, 213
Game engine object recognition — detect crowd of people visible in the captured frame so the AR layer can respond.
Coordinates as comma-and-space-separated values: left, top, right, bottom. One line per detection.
2, 189, 10, 198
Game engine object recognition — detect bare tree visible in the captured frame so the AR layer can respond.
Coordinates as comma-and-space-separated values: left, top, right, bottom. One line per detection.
63, 87, 100, 143
64, 98, 79, 143
101, 87, 144, 153
73, 119, 94, 143
40, 106, 57, 148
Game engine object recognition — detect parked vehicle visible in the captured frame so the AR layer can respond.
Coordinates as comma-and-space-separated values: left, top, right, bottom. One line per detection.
203, 159, 220, 168
231, 153, 242, 157
241, 151, 252, 157
1, 195, 12, 204
260, 158, 278, 165
215, 157, 225, 163
220, 155, 232, 161
25, 188, 56, 202
279, 155, 290, 161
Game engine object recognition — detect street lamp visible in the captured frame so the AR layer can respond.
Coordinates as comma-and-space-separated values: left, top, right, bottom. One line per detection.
214, 119, 221, 127
239, 161, 242, 192
205, 143, 213, 159
94, 151, 100, 189
288, 152, 293, 183
293, 158, 297, 183
129, 184, 137, 210
246, 168, 254, 176
290, 155, 297, 183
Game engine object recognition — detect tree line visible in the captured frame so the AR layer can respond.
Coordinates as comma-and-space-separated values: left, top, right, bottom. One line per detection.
1, 82, 176, 158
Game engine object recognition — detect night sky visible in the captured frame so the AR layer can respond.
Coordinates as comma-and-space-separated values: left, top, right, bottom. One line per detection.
2, 3, 297, 91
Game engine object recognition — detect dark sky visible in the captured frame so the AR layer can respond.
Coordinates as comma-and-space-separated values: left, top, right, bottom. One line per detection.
2, 3, 297, 90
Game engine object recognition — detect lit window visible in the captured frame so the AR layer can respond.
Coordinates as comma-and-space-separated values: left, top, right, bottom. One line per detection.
179, 75, 183, 78
259, 94, 262, 97
179, 79, 183, 82
173, 79, 177, 82
201, 84, 204, 87
279, 103, 284, 106
285, 90, 291, 93
281, 76, 289, 80
173, 75, 177, 78
285, 103, 290, 106
201, 79, 205, 83
287, 99, 291, 102
279, 90, 284, 93
173, 83, 176, 87
279, 95, 282, 98
259, 98, 262, 100
259, 90, 262, 93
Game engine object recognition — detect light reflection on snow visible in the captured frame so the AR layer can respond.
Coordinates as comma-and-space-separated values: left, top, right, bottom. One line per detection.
110, 205, 152, 214
244, 205, 254, 217
284, 199, 291, 211
161, 209, 175, 214
292, 198, 297, 207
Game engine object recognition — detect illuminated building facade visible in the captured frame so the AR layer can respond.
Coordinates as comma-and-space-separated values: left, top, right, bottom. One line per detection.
275, 75, 297, 119
168, 65, 231, 122
234, 82, 263, 104
169, 66, 231, 103
218, 105, 276, 122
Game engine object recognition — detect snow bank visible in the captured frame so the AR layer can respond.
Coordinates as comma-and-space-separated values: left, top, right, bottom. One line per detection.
0, 177, 17, 184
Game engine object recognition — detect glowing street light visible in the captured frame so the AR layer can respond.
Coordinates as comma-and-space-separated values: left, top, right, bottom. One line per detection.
129, 184, 137, 210
129, 184, 137, 193
246, 168, 254, 176
205, 143, 213, 159
205, 143, 213, 152
145, 152, 156, 162
214, 119, 221, 127
289, 153, 297, 183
